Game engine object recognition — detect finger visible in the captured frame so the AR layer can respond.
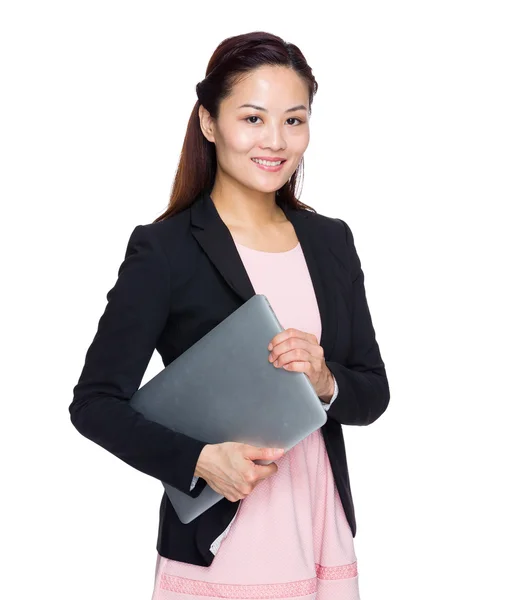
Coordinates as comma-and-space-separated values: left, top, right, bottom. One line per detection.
271, 348, 311, 368
268, 328, 312, 350
307, 332, 319, 345
283, 357, 323, 381
282, 361, 312, 375
269, 338, 323, 362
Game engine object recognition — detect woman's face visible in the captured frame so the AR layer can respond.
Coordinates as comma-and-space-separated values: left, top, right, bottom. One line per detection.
199, 65, 311, 195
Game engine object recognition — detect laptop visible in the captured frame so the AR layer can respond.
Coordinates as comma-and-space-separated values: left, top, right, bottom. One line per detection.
129, 294, 328, 524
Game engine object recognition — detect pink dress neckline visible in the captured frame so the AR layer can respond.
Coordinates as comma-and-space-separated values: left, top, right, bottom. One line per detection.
233, 240, 301, 255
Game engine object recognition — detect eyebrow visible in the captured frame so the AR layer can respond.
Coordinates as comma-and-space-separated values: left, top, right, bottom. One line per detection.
237, 103, 307, 113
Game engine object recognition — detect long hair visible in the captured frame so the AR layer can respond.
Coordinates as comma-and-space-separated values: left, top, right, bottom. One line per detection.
153, 31, 319, 223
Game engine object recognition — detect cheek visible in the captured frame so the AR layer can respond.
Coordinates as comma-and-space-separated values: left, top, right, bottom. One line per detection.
223, 128, 256, 154
292, 129, 310, 153
286, 133, 309, 169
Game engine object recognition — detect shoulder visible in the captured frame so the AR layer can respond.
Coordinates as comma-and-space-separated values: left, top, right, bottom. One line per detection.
303, 208, 360, 279
127, 208, 191, 258
302, 208, 355, 250
123, 208, 197, 289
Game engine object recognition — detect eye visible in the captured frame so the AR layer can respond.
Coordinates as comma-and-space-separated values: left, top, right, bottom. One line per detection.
244, 116, 304, 125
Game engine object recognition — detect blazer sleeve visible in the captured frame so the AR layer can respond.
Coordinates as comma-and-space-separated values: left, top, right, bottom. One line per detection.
69, 224, 208, 498
324, 220, 390, 426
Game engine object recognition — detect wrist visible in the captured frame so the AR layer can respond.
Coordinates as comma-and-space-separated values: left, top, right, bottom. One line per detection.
319, 370, 335, 403
194, 444, 214, 478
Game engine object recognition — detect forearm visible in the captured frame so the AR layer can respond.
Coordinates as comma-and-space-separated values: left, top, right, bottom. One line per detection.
70, 391, 209, 497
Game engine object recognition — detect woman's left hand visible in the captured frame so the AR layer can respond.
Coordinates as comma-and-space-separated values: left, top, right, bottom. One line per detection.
267, 328, 335, 400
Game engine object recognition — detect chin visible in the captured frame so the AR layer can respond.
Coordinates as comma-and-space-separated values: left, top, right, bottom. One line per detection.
256, 185, 285, 196
248, 179, 288, 195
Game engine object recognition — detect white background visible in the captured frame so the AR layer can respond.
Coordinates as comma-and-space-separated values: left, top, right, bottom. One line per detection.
2, 1, 512, 598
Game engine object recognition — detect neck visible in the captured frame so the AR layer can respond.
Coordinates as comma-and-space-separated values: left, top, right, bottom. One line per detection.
209, 179, 285, 228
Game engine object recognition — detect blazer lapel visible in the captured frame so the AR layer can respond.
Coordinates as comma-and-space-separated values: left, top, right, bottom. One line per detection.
190, 189, 337, 360
190, 189, 256, 302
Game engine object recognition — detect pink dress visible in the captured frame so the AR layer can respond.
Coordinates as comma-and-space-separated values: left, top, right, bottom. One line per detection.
151, 240, 360, 600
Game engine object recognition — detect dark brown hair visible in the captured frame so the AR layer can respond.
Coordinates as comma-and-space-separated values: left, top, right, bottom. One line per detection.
153, 31, 319, 223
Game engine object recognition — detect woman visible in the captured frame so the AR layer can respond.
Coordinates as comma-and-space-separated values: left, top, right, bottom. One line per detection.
69, 31, 390, 599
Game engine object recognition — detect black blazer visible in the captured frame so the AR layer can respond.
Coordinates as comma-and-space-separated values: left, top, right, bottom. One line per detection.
69, 189, 390, 567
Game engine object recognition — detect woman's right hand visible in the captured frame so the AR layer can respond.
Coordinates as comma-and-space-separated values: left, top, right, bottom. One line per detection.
194, 442, 285, 502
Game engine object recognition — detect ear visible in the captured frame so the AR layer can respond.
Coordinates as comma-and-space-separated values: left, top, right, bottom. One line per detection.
198, 105, 216, 143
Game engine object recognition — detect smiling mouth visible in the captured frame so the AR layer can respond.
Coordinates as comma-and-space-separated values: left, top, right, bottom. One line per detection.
251, 158, 286, 166
251, 158, 287, 172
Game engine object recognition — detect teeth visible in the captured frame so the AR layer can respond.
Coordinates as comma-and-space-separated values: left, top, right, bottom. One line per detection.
252, 158, 283, 166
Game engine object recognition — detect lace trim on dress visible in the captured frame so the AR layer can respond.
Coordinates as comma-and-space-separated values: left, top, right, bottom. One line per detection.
159, 561, 358, 597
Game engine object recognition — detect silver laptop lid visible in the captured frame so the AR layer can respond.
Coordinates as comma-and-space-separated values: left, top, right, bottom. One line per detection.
130, 294, 327, 523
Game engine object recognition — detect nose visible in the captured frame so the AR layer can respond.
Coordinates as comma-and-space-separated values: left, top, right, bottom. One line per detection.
260, 122, 287, 152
